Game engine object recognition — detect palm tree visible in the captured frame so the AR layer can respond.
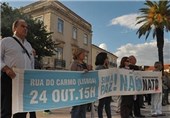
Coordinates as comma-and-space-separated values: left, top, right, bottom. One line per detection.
136, 0, 170, 75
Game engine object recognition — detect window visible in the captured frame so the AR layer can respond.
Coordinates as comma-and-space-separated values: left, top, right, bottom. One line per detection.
72, 26, 77, 39
55, 47, 63, 60
83, 33, 88, 45
58, 18, 64, 33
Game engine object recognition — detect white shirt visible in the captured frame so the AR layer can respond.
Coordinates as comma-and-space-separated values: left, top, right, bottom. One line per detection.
0, 35, 34, 70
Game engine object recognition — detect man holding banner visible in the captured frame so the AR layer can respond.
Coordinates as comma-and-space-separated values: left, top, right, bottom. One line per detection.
1, 19, 34, 118
129, 55, 145, 118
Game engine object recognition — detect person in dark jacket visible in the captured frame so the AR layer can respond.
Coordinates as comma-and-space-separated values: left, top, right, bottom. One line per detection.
95, 52, 112, 118
119, 56, 134, 118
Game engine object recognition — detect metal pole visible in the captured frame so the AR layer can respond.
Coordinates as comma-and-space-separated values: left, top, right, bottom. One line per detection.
91, 102, 95, 118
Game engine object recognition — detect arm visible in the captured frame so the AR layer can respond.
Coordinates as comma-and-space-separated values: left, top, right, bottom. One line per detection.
0, 39, 16, 79
0, 40, 6, 70
70, 61, 78, 71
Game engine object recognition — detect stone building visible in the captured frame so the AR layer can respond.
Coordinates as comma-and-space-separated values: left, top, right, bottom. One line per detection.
92, 44, 117, 69
21, 0, 92, 69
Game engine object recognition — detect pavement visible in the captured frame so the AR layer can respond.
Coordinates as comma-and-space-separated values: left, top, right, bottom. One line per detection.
27, 97, 170, 118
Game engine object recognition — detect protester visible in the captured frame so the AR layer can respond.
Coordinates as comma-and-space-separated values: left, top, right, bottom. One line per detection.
95, 52, 112, 118
1, 19, 34, 118
162, 71, 170, 105
119, 56, 134, 118
70, 48, 92, 118
129, 55, 145, 118
151, 61, 166, 117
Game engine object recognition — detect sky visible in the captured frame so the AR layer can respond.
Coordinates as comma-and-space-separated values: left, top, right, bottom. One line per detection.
3, 0, 170, 66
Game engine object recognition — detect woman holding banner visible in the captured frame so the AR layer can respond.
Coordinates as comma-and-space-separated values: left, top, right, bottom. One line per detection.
70, 48, 92, 118
119, 57, 134, 118
95, 52, 112, 118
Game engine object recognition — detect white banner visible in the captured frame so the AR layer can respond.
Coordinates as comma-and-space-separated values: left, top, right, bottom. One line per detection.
12, 68, 162, 113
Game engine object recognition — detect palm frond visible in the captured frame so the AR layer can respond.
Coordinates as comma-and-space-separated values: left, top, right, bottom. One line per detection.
136, 18, 147, 25
137, 0, 170, 40
139, 8, 150, 13
163, 18, 170, 30
136, 22, 150, 39
159, 1, 168, 8
167, 4, 170, 9
152, 28, 156, 39
145, 27, 151, 40
136, 15, 148, 20
145, 1, 155, 7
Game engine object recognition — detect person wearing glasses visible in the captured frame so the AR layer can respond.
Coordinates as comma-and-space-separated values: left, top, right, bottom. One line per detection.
1, 19, 35, 118
119, 56, 135, 118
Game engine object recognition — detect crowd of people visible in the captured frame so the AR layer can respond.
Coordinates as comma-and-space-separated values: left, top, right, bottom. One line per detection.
119, 56, 170, 118
1, 19, 170, 118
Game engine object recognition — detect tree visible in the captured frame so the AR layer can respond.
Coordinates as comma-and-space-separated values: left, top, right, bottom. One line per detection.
136, 1, 170, 75
1, 2, 58, 60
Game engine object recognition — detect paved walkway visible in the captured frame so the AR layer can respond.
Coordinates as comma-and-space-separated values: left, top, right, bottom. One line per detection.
27, 101, 170, 118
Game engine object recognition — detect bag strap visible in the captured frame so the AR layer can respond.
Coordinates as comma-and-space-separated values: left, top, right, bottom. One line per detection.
12, 37, 31, 59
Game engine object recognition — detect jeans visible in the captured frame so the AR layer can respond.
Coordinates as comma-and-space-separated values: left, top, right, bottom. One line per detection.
29, 112, 36, 118
151, 93, 162, 115
98, 97, 112, 118
120, 95, 134, 118
71, 104, 86, 118
1, 72, 12, 118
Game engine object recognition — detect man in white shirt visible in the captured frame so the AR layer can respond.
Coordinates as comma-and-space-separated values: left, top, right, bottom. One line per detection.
151, 61, 165, 117
1, 19, 34, 118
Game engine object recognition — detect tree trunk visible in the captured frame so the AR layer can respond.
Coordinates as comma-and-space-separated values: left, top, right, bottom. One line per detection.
156, 28, 164, 75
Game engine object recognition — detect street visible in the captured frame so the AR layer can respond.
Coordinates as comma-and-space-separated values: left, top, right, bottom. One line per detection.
27, 98, 170, 118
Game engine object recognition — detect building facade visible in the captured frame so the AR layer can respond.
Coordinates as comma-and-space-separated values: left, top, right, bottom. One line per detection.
21, 0, 92, 70
92, 44, 117, 69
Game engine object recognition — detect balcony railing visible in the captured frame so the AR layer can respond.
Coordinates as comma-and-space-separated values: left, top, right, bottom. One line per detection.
55, 59, 66, 68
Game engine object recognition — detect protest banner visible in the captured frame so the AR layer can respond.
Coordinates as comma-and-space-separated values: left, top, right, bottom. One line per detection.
12, 68, 162, 113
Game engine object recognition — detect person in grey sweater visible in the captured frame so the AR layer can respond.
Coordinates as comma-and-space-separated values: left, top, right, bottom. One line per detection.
70, 48, 92, 118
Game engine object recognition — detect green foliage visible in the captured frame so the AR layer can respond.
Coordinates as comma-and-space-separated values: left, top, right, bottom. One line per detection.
136, 0, 170, 75
136, 1, 170, 39
1, 2, 57, 60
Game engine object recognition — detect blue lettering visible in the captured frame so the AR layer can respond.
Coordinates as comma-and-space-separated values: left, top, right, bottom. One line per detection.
101, 85, 105, 95
128, 76, 135, 91
135, 77, 142, 91
113, 74, 117, 90
120, 74, 128, 91
109, 82, 113, 92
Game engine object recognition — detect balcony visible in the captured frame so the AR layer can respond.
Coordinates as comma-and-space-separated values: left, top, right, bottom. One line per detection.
55, 59, 66, 69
